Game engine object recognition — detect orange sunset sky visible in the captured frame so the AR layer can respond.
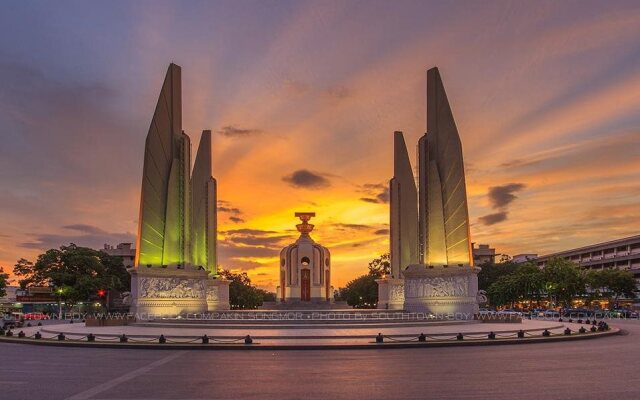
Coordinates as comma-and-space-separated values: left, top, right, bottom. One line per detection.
1, 1, 639, 290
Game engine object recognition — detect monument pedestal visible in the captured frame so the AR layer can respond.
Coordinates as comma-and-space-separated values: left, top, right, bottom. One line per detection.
206, 277, 231, 311
402, 264, 480, 319
375, 277, 405, 310
129, 266, 230, 319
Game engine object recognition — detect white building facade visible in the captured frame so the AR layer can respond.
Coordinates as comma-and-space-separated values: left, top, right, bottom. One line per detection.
535, 235, 640, 289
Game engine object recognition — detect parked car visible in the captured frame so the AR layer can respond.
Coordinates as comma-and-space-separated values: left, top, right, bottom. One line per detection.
23, 312, 49, 320
497, 309, 522, 316
543, 310, 561, 318
478, 308, 496, 316
562, 308, 593, 318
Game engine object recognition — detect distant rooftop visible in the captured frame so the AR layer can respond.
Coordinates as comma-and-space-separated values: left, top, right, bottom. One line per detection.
537, 234, 640, 260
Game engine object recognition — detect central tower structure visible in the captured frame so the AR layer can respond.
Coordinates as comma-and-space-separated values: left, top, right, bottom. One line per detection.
278, 213, 333, 305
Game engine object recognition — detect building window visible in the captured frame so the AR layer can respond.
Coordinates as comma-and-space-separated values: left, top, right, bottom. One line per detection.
301, 257, 310, 266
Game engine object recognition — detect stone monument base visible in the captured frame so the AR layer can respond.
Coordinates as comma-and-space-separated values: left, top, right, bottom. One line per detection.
375, 277, 405, 310
129, 266, 230, 319
206, 278, 231, 311
402, 264, 480, 319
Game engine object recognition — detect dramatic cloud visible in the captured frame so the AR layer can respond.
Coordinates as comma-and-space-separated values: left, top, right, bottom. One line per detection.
217, 200, 243, 215
333, 223, 371, 230
487, 183, 527, 209
19, 225, 134, 251
478, 212, 508, 226
374, 229, 390, 235
62, 224, 108, 235
218, 200, 244, 223
224, 235, 288, 248
221, 228, 290, 249
218, 205, 242, 214
217, 228, 294, 273
218, 242, 278, 260
479, 183, 526, 226
282, 170, 331, 189
359, 183, 389, 204
216, 125, 262, 138
222, 229, 278, 235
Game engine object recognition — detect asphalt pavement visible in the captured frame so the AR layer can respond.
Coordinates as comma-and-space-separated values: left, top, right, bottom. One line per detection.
1, 319, 639, 400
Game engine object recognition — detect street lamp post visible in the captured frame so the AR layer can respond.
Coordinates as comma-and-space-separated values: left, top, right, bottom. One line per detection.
56, 287, 64, 320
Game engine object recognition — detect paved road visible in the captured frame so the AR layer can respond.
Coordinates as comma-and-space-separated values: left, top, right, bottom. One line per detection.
1, 319, 639, 400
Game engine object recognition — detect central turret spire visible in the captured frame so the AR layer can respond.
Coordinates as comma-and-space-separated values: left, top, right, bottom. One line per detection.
295, 212, 316, 235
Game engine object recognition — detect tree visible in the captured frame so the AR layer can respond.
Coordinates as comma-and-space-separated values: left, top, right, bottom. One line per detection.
542, 257, 586, 307
334, 254, 389, 308
487, 275, 518, 307
335, 274, 379, 308
510, 263, 544, 307
333, 254, 390, 308
368, 253, 390, 278
12, 244, 130, 307
587, 268, 637, 306
218, 269, 275, 309
0, 267, 9, 298
486, 262, 544, 307
607, 269, 637, 304
477, 260, 518, 291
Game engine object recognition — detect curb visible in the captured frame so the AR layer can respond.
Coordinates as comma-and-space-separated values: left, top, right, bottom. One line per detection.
0, 328, 620, 351
38, 324, 565, 340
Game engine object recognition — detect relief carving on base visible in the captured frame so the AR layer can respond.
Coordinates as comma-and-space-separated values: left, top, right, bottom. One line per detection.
139, 277, 206, 299
405, 275, 468, 298
390, 283, 405, 302
206, 285, 219, 302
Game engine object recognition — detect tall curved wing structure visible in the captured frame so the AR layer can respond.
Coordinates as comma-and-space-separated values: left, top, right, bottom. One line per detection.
418, 67, 472, 266
390, 131, 419, 278
191, 130, 218, 275
135, 63, 190, 267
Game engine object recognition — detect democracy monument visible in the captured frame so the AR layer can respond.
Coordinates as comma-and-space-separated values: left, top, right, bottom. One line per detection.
126, 63, 480, 319
4, 63, 613, 350
376, 67, 480, 317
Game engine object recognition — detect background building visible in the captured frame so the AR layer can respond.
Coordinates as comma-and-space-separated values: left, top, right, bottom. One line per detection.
535, 234, 640, 288
0, 286, 19, 313
472, 243, 496, 265
512, 254, 538, 264
102, 243, 135, 268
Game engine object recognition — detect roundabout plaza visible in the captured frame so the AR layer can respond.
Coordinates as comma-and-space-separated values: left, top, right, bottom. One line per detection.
0, 310, 618, 349
1, 62, 638, 400
0, 65, 634, 400
0, 65, 623, 351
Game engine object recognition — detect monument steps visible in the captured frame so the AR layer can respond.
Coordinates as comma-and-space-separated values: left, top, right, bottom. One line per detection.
260, 301, 349, 310
136, 309, 480, 329
135, 321, 476, 330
